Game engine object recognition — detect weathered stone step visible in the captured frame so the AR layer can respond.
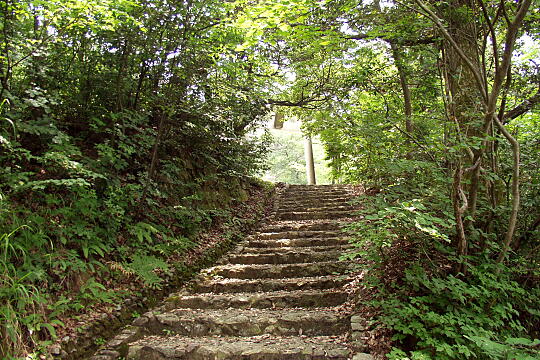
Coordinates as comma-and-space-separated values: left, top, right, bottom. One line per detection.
287, 184, 352, 189
263, 221, 344, 232
164, 289, 349, 310
255, 229, 344, 240
240, 244, 352, 255
137, 308, 349, 337
204, 261, 352, 279
286, 185, 352, 192
284, 192, 352, 199
248, 237, 350, 248
126, 334, 352, 359
281, 195, 354, 203
281, 196, 354, 203
191, 275, 351, 294
279, 201, 355, 210
226, 250, 343, 264
278, 210, 355, 221
279, 204, 356, 212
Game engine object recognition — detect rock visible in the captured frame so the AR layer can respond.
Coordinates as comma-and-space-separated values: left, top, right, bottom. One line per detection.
49, 344, 61, 356
352, 353, 375, 360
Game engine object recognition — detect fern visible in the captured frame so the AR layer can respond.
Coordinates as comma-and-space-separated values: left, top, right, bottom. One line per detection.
123, 254, 169, 289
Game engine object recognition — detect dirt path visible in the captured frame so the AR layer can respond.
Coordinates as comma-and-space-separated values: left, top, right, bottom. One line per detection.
91, 184, 372, 359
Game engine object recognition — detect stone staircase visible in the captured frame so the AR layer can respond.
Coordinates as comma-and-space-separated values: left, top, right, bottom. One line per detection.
91, 184, 372, 360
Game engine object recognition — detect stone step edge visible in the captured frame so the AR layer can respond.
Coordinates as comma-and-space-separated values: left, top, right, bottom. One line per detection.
222, 250, 343, 262
131, 307, 351, 337
189, 274, 352, 294
122, 335, 356, 360
162, 289, 349, 310
236, 245, 353, 254
246, 237, 351, 249
205, 260, 353, 273
91, 321, 373, 360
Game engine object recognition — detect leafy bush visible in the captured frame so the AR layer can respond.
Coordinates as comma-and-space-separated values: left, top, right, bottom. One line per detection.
382, 263, 540, 360
347, 189, 540, 360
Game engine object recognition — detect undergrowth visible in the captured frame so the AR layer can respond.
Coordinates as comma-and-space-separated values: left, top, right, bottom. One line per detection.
0, 176, 272, 358
0, 99, 271, 358
344, 168, 540, 360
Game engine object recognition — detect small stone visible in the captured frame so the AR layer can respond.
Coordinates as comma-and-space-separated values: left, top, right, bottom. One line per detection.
350, 315, 362, 323
50, 344, 61, 355
351, 322, 364, 331
352, 353, 374, 360
132, 316, 149, 327
98, 350, 120, 357
61, 336, 70, 343
109, 339, 125, 347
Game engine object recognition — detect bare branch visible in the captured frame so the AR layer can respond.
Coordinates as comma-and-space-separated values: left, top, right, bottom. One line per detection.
346, 33, 438, 46
503, 90, 540, 121
477, 0, 500, 71
392, 124, 439, 163
494, 114, 521, 264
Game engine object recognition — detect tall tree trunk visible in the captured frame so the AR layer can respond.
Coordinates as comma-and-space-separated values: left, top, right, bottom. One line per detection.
441, 0, 484, 255
415, 0, 532, 262
390, 42, 413, 133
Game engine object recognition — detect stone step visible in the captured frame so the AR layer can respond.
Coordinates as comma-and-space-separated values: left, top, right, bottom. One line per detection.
164, 289, 349, 310
281, 195, 354, 203
283, 192, 353, 200
248, 237, 350, 248
226, 250, 343, 264
278, 210, 355, 221
240, 244, 353, 255
137, 308, 349, 337
191, 275, 351, 294
287, 184, 353, 190
204, 261, 352, 279
263, 221, 344, 232
285, 185, 352, 192
127, 335, 352, 359
255, 229, 344, 240
278, 204, 356, 212
280, 197, 355, 205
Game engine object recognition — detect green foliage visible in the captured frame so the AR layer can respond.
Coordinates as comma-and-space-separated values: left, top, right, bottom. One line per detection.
0, 226, 53, 357
264, 131, 307, 184
0, 0, 274, 356
381, 263, 540, 360
347, 183, 540, 359
123, 254, 170, 289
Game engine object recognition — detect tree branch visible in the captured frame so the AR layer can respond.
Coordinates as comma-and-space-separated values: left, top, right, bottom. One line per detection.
346, 33, 438, 46
503, 90, 540, 121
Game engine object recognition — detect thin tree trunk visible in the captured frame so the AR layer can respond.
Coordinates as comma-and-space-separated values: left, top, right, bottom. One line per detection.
390, 42, 413, 133
495, 115, 520, 264
139, 113, 167, 206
